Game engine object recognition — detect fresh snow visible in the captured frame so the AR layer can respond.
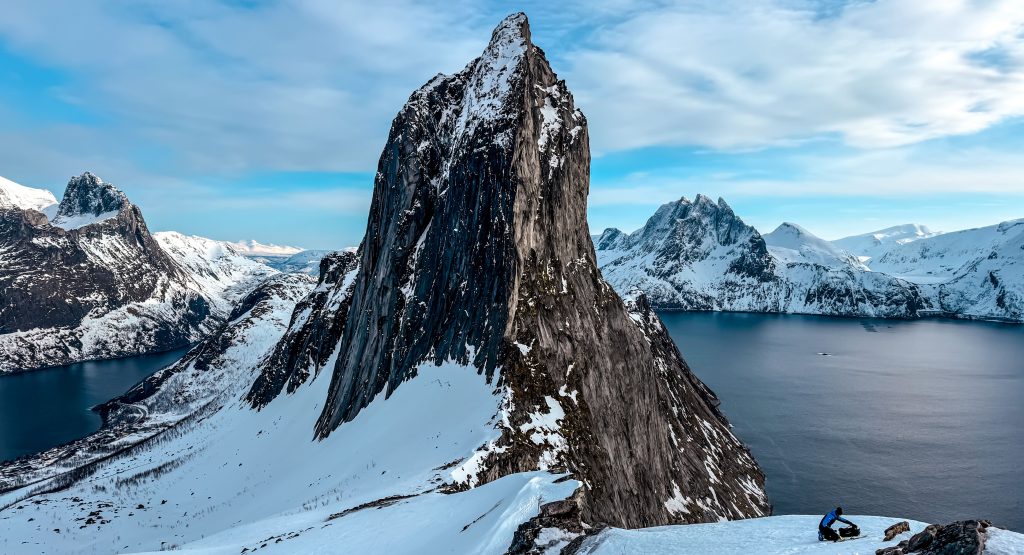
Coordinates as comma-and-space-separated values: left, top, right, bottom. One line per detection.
50, 209, 121, 230
0, 354, 576, 554
575, 515, 1024, 555
867, 219, 1023, 284
154, 231, 277, 310
225, 239, 304, 257
834, 224, 940, 264
764, 223, 863, 270
0, 175, 58, 213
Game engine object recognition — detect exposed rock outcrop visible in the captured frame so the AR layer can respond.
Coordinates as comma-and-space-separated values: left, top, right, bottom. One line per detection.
253, 13, 769, 530
876, 519, 990, 555
885, 521, 911, 542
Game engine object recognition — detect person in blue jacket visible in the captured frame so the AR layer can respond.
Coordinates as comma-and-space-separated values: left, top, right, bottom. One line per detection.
818, 506, 855, 541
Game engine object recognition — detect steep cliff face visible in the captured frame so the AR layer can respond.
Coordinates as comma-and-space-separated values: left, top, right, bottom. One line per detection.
0, 173, 275, 372
256, 13, 768, 529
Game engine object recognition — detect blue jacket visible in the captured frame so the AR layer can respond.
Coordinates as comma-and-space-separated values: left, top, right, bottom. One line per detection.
820, 509, 853, 529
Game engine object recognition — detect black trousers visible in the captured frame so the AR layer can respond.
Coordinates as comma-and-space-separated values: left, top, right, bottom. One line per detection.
819, 526, 839, 542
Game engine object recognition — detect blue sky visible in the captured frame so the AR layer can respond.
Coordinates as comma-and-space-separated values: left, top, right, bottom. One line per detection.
1, 0, 1023, 249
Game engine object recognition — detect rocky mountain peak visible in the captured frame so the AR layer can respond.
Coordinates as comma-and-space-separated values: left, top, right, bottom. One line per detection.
247, 13, 768, 531
52, 172, 129, 224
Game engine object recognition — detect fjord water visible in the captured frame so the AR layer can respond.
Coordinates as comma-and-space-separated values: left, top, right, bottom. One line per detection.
660, 312, 1024, 532
0, 348, 188, 463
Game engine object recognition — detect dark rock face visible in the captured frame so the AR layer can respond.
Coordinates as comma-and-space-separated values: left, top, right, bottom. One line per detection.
52, 172, 127, 223
876, 520, 989, 555
258, 13, 769, 530
247, 251, 359, 405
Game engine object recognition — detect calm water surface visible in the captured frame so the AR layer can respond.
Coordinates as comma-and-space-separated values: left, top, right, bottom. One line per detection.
0, 348, 188, 463
660, 312, 1024, 532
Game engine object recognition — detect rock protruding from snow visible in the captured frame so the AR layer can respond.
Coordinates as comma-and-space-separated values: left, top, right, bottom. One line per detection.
248, 250, 360, 405
876, 519, 990, 555
50, 172, 128, 229
272, 12, 769, 530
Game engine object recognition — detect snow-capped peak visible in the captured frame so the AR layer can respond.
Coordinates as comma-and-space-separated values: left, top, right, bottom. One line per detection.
449, 12, 529, 148
764, 222, 862, 269
833, 223, 941, 262
51, 172, 128, 229
226, 239, 305, 257
0, 175, 58, 213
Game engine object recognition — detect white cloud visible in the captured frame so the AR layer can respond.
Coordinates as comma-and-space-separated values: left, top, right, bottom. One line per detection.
567, 0, 1024, 152
0, 0, 493, 177
2, 0, 1024, 198
589, 144, 1024, 207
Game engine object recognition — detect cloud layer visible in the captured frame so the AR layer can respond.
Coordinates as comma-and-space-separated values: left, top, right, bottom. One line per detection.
570, 0, 1024, 152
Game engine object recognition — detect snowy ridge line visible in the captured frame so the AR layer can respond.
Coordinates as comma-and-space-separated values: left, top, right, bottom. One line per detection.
596, 196, 1023, 322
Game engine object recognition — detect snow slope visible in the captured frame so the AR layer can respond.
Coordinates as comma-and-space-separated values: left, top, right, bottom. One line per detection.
0, 175, 57, 213
869, 219, 1024, 284
226, 239, 304, 257
0, 352, 572, 554
834, 224, 940, 263
575, 515, 1024, 554
764, 223, 864, 270
154, 231, 277, 311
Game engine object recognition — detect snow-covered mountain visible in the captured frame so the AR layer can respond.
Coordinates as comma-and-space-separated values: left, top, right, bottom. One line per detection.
0, 175, 57, 214
225, 238, 304, 257
596, 197, 927, 318
1, 14, 768, 553
861, 219, 1024, 321
0, 173, 276, 372
597, 201, 1022, 322
254, 248, 339, 275
834, 223, 940, 263
764, 222, 865, 269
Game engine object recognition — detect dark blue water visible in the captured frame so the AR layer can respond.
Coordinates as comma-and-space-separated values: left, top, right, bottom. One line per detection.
659, 312, 1024, 532
0, 349, 189, 463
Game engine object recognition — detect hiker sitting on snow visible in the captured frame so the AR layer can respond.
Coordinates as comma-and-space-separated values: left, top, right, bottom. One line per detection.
818, 506, 856, 542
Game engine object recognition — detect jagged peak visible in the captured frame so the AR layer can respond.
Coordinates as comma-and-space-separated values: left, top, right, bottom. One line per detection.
717, 197, 734, 213
51, 172, 130, 230
693, 193, 714, 206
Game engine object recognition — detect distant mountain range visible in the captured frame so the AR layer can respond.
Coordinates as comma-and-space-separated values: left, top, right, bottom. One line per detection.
595, 196, 1022, 322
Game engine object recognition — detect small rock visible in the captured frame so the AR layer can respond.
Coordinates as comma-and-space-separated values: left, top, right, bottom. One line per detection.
884, 520, 910, 541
